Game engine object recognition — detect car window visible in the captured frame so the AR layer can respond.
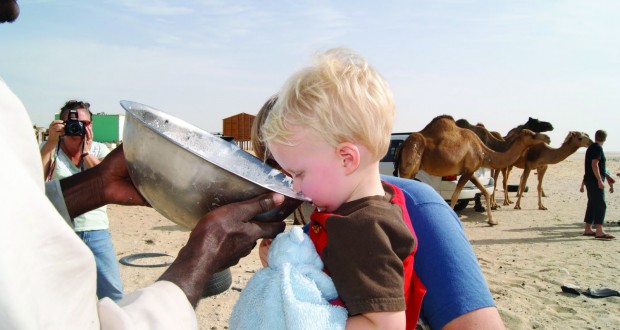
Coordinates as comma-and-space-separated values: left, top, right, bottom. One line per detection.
381, 139, 404, 163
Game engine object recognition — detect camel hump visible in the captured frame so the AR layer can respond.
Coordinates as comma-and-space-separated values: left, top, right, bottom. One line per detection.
422, 115, 456, 131
436, 114, 455, 121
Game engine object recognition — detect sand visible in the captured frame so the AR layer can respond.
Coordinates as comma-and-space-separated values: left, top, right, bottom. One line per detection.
108, 153, 620, 329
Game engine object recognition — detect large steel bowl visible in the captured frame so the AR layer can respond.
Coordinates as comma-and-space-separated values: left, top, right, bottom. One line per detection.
121, 100, 307, 229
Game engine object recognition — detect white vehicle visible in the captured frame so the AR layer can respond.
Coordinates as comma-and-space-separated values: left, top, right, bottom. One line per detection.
380, 133, 495, 212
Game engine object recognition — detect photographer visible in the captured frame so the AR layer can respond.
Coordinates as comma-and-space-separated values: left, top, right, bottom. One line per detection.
41, 100, 105, 178
39, 100, 123, 301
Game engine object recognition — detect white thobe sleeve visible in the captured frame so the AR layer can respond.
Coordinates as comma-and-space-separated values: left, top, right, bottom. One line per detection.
99, 281, 197, 330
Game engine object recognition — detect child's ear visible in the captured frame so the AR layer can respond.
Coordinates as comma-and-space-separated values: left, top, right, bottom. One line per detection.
336, 142, 360, 174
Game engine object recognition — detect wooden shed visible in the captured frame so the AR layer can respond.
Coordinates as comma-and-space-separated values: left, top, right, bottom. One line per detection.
222, 113, 255, 150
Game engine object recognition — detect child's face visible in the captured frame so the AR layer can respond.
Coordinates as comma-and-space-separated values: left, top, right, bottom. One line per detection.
269, 128, 351, 212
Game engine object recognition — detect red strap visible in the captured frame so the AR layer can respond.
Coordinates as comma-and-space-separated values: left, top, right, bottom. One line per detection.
388, 183, 426, 330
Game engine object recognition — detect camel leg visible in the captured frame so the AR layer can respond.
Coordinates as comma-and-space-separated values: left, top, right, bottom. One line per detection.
469, 176, 496, 225
449, 174, 471, 209
537, 165, 549, 210
514, 167, 532, 210
538, 165, 548, 197
503, 167, 513, 205
490, 169, 500, 210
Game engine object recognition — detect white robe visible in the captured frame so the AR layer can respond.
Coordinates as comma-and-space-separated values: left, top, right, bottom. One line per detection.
0, 77, 197, 329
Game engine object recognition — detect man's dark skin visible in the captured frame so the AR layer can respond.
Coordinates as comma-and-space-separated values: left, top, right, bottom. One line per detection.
0, 0, 19, 23
61, 145, 286, 306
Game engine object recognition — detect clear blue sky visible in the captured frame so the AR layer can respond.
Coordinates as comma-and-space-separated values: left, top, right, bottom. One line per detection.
2, 1, 619, 151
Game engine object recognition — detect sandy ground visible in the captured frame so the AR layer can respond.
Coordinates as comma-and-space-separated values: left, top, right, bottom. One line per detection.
108, 153, 620, 329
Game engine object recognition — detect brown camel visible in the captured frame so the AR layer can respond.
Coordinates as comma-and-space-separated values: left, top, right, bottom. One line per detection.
491, 133, 551, 208
512, 131, 593, 210
394, 115, 546, 225
497, 117, 555, 195
455, 119, 552, 209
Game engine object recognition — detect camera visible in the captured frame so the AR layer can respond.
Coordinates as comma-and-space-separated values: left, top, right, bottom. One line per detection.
64, 109, 85, 136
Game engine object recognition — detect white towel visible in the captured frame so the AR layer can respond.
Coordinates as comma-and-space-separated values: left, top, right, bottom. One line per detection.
229, 226, 347, 330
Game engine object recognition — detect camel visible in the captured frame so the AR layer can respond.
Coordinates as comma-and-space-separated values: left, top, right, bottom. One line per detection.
393, 115, 546, 225
455, 119, 553, 209
490, 133, 551, 207
511, 131, 593, 210
477, 117, 554, 209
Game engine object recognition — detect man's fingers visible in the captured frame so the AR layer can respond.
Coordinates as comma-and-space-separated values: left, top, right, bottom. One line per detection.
251, 220, 286, 239
230, 193, 284, 222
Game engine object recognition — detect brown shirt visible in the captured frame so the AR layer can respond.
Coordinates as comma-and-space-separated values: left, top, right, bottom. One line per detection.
313, 184, 416, 315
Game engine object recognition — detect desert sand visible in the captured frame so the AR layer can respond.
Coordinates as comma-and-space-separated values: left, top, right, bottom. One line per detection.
108, 153, 620, 329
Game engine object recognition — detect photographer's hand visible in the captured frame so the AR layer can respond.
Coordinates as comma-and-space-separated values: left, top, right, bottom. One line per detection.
80, 125, 101, 169
47, 119, 65, 144
83, 124, 93, 152
40, 120, 66, 178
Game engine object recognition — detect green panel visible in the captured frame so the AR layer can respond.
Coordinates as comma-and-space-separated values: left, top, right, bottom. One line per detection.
92, 115, 120, 142
55, 113, 120, 142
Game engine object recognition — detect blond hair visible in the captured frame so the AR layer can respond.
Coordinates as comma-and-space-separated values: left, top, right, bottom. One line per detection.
261, 47, 395, 160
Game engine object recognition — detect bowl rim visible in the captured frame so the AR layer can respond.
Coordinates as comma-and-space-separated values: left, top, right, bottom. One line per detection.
120, 100, 308, 201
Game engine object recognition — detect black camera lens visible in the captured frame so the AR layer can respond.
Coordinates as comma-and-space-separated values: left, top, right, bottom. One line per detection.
64, 121, 85, 136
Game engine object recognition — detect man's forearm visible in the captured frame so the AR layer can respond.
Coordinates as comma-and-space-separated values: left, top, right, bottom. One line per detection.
591, 160, 602, 182
59, 167, 106, 218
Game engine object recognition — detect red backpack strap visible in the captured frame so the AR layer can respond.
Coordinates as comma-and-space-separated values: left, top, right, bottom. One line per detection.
385, 182, 427, 330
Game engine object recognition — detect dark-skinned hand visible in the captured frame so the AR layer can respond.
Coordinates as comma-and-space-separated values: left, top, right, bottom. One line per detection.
159, 193, 286, 307
97, 144, 149, 206
60, 144, 148, 218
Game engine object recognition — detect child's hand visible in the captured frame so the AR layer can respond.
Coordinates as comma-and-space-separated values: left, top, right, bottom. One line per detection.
259, 238, 273, 267
579, 186, 584, 193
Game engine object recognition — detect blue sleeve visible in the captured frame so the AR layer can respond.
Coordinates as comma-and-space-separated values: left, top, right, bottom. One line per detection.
382, 176, 495, 330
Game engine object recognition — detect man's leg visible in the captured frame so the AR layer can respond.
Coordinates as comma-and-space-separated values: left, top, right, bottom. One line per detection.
78, 230, 124, 301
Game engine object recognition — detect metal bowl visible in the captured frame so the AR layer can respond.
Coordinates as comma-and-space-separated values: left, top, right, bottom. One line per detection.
121, 100, 307, 229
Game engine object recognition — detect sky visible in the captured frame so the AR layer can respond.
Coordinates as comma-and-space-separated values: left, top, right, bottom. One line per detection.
2, 0, 619, 151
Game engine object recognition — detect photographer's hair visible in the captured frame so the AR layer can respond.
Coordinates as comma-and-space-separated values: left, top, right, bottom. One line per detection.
261, 47, 395, 161
595, 130, 607, 142
59, 100, 92, 119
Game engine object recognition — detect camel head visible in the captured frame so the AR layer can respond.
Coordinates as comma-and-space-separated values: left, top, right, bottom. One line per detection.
534, 133, 551, 144
455, 118, 472, 127
563, 131, 593, 148
516, 129, 547, 146
525, 117, 554, 133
